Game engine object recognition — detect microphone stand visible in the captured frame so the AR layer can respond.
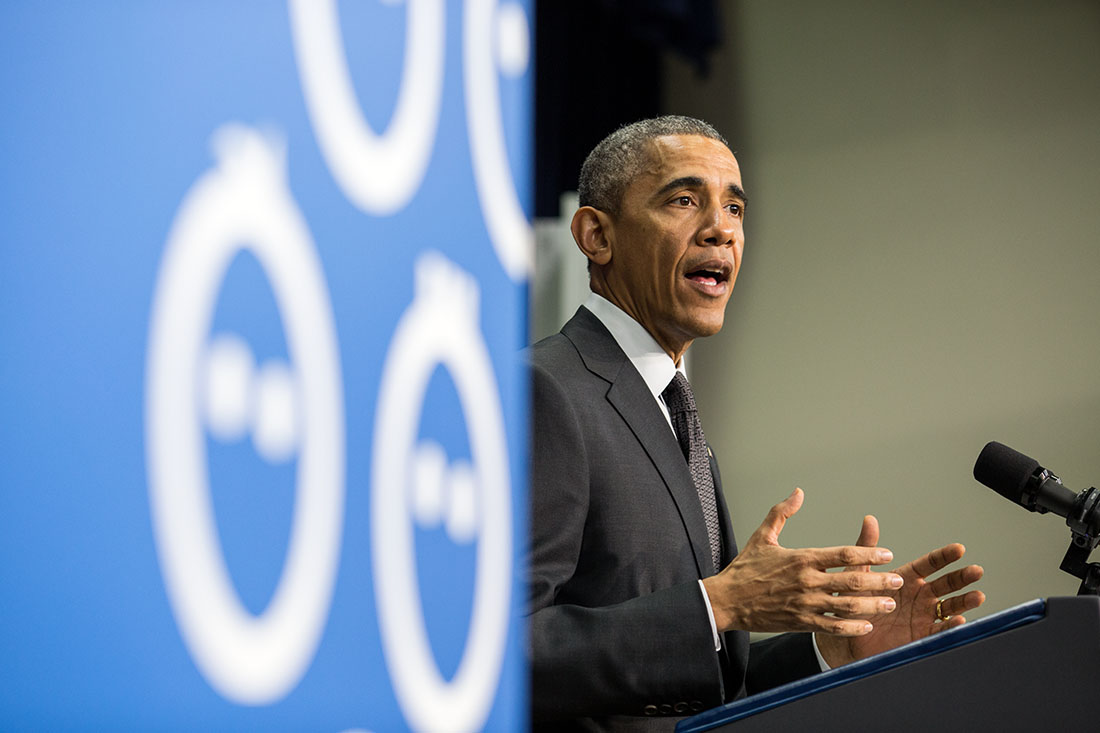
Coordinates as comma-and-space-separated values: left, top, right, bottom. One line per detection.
1057, 486, 1100, 596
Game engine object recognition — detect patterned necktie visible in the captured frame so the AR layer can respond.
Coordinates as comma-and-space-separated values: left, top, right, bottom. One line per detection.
661, 372, 723, 574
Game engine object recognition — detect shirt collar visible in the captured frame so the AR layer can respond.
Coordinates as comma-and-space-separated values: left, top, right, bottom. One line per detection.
583, 292, 682, 400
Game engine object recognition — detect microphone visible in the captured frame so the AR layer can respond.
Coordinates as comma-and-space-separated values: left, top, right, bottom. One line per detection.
975, 441, 1100, 595
973, 441, 1081, 520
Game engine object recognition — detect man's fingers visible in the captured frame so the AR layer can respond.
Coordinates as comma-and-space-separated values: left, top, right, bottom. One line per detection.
812, 545, 894, 570
856, 515, 879, 549
903, 542, 966, 579
812, 616, 874, 637
818, 593, 898, 619
844, 515, 881, 573
751, 488, 804, 545
938, 590, 986, 618
928, 564, 984, 597
930, 614, 968, 634
821, 569, 904, 595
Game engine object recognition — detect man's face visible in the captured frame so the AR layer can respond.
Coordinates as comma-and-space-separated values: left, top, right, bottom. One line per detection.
601, 134, 745, 360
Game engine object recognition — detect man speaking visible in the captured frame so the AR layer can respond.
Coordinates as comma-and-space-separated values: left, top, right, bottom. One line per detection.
527, 116, 985, 730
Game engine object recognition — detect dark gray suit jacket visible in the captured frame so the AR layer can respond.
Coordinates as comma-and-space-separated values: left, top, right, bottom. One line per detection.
528, 307, 818, 730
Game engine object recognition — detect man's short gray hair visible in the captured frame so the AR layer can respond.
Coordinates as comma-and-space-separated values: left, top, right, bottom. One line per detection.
577, 115, 730, 215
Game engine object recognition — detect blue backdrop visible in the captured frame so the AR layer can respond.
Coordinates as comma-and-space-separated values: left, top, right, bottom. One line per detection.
0, 1, 531, 730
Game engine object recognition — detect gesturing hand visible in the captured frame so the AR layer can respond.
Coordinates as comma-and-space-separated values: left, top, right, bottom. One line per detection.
702, 489, 903, 635
814, 515, 986, 668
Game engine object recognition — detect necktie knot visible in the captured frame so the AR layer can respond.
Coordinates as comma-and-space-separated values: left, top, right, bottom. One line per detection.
661, 371, 697, 418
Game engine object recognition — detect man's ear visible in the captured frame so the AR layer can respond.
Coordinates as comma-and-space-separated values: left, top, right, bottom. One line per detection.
570, 206, 613, 267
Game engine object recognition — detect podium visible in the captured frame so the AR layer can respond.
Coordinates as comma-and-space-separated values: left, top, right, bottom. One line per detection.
677, 596, 1100, 732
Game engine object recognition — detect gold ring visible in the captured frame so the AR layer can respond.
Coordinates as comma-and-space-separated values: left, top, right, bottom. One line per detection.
935, 599, 949, 622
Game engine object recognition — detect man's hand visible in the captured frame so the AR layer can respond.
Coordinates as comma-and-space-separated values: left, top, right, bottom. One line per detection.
702, 489, 903, 635
814, 515, 986, 668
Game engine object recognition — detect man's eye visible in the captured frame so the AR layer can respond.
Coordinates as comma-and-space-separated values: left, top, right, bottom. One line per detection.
727, 203, 743, 216
675, 196, 692, 206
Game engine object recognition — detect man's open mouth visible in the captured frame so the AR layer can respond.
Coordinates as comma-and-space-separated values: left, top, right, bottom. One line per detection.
685, 262, 731, 287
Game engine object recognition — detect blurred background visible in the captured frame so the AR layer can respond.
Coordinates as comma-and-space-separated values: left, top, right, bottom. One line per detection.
533, 0, 1100, 615
1, 1, 531, 728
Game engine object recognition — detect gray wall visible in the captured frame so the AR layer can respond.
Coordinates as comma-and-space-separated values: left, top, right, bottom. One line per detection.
663, 0, 1100, 614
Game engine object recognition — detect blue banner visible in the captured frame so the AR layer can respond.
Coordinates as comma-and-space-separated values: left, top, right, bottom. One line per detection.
1, 2, 531, 730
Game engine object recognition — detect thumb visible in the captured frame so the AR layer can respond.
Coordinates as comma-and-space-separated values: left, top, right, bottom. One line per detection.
846, 514, 880, 573
856, 515, 879, 548
752, 488, 803, 546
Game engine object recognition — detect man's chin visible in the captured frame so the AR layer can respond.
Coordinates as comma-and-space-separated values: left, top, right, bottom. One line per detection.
695, 323, 725, 339
682, 313, 727, 340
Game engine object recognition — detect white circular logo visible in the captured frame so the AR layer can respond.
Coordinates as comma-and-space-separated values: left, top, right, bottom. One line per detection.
145, 124, 346, 704
371, 252, 512, 733
290, 0, 533, 283
288, 0, 445, 216
464, 0, 534, 281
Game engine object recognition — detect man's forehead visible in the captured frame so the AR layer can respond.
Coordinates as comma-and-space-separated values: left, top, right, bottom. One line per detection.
639, 134, 740, 181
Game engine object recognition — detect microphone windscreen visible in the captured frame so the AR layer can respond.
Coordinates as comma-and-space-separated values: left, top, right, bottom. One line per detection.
974, 441, 1039, 504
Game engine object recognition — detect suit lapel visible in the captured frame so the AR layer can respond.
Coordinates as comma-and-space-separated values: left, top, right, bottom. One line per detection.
561, 307, 715, 578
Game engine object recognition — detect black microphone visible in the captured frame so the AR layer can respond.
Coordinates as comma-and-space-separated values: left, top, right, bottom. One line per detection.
973, 441, 1100, 536
975, 441, 1100, 595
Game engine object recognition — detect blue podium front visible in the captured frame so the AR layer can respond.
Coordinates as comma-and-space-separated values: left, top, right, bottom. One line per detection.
677, 597, 1100, 732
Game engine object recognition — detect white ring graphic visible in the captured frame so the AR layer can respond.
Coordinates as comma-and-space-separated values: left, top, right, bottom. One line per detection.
372, 253, 512, 732
464, 0, 534, 281
288, 0, 445, 215
145, 124, 345, 704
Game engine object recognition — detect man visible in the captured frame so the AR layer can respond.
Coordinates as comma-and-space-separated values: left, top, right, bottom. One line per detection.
527, 116, 985, 730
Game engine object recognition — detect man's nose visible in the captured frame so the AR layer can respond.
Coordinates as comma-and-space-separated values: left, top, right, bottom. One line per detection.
698, 204, 738, 246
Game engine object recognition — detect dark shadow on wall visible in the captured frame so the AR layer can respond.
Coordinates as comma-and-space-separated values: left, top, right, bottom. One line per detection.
534, 0, 723, 217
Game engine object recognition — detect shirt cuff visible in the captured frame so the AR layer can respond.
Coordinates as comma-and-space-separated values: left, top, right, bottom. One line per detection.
697, 580, 722, 652
810, 633, 831, 671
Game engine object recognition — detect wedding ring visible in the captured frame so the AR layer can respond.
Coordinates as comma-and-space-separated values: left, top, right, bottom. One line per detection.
935, 599, 950, 622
